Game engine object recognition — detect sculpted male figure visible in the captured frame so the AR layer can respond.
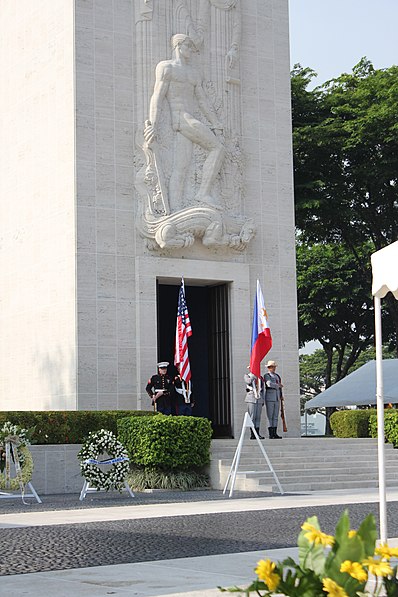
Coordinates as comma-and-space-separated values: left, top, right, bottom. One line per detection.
144, 34, 225, 211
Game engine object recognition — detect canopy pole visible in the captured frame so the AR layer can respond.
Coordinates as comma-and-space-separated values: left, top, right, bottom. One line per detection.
374, 295, 387, 543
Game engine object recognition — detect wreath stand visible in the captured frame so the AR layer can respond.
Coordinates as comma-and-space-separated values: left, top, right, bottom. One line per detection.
0, 440, 42, 503
79, 478, 135, 501
0, 482, 42, 503
223, 412, 284, 498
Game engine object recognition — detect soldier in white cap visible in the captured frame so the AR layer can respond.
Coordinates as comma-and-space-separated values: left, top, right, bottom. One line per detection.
264, 360, 283, 439
146, 361, 174, 415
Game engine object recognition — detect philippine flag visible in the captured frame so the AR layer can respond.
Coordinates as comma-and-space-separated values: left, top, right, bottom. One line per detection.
249, 280, 272, 378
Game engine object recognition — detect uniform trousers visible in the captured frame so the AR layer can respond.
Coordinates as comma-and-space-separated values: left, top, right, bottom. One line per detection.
247, 401, 263, 429
265, 400, 280, 427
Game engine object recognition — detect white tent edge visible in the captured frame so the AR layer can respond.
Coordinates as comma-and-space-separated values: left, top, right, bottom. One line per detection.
371, 240, 398, 543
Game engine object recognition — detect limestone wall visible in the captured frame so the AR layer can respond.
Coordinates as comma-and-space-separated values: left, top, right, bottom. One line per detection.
0, 0, 76, 410
75, 0, 137, 411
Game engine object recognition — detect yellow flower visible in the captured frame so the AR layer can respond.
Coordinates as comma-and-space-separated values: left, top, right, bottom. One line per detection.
375, 543, 398, 560
301, 522, 335, 547
322, 577, 348, 597
362, 556, 393, 577
255, 559, 281, 591
348, 530, 357, 539
340, 560, 367, 583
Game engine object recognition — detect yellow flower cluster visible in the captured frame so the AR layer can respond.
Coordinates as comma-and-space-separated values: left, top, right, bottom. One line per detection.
322, 578, 348, 597
362, 556, 393, 577
249, 520, 398, 597
255, 559, 281, 592
375, 543, 398, 560
340, 560, 367, 583
301, 522, 335, 547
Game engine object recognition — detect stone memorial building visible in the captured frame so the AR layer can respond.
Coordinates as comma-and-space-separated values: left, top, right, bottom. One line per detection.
0, 0, 300, 437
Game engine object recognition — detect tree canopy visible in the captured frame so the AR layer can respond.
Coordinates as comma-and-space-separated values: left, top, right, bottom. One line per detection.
292, 58, 398, 251
292, 59, 398, 386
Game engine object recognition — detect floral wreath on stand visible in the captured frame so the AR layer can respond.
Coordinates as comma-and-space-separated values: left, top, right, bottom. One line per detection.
0, 422, 34, 491
77, 429, 130, 492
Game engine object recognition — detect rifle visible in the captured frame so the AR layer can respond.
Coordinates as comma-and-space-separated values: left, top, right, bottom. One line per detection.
280, 396, 287, 433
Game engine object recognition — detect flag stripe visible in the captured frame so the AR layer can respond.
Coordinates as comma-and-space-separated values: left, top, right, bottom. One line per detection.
249, 280, 272, 378
174, 279, 192, 383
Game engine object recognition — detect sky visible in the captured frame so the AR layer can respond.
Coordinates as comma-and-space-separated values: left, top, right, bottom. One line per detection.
289, 0, 398, 86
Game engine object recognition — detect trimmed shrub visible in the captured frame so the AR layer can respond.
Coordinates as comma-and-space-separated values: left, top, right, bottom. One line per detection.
0, 411, 154, 444
118, 415, 212, 470
369, 409, 398, 446
330, 409, 376, 438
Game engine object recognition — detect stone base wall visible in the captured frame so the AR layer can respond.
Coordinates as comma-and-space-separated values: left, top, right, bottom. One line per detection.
29, 445, 83, 496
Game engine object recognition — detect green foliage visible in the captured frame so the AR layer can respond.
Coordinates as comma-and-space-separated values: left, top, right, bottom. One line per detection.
293, 59, 398, 251
0, 411, 154, 444
297, 242, 376, 387
222, 510, 381, 596
118, 415, 212, 470
330, 409, 376, 438
369, 410, 398, 446
292, 59, 398, 354
127, 466, 209, 491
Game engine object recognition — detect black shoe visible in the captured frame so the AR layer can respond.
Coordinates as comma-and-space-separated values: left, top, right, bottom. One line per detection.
255, 427, 265, 439
250, 429, 256, 440
273, 427, 282, 439
268, 427, 274, 439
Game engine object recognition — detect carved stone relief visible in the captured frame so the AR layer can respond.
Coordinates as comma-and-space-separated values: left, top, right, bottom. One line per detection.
134, 0, 254, 251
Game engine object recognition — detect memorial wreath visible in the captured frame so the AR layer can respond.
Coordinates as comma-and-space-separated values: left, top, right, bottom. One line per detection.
0, 422, 34, 491
78, 429, 130, 491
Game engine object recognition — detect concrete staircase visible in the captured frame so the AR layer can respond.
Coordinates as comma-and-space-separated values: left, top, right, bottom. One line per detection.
209, 437, 398, 493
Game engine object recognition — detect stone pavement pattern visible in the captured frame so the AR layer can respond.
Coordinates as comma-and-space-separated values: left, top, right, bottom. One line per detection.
1, 488, 398, 596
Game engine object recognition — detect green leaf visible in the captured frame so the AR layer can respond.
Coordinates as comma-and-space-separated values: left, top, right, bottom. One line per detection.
298, 516, 326, 576
357, 513, 377, 557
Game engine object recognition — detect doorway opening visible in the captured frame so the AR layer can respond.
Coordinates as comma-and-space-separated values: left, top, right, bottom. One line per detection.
157, 282, 232, 437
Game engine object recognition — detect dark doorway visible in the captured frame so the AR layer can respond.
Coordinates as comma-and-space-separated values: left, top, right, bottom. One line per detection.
157, 282, 232, 437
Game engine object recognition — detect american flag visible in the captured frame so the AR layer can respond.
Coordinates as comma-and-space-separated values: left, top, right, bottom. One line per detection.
174, 278, 192, 383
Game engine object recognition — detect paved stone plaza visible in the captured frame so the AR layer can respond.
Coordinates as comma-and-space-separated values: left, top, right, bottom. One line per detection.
1, 489, 398, 595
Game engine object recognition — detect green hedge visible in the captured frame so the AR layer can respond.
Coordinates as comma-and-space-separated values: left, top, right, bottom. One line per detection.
330, 409, 376, 438
369, 410, 398, 446
118, 415, 212, 470
0, 411, 154, 444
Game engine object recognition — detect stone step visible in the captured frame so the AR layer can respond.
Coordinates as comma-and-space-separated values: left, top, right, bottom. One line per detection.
270, 479, 398, 493
216, 457, 398, 469
212, 444, 392, 456
251, 470, 398, 484
212, 431, 377, 450
246, 467, 398, 480
210, 438, 398, 493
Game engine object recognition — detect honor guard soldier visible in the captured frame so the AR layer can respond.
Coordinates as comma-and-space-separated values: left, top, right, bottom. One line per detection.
173, 374, 194, 416
146, 361, 174, 415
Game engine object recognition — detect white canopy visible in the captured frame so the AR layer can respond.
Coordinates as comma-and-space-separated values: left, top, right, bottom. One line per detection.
304, 359, 398, 409
371, 241, 398, 543
371, 240, 398, 299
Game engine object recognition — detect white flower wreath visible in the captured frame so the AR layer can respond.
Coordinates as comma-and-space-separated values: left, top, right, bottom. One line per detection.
0, 422, 34, 491
77, 429, 130, 491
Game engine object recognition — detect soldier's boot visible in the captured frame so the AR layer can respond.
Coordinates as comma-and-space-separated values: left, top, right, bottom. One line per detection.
255, 427, 265, 439
273, 427, 282, 439
268, 427, 274, 439
250, 428, 256, 440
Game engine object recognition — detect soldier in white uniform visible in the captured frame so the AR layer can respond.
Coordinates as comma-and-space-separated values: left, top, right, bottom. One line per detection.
244, 367, 265, 439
